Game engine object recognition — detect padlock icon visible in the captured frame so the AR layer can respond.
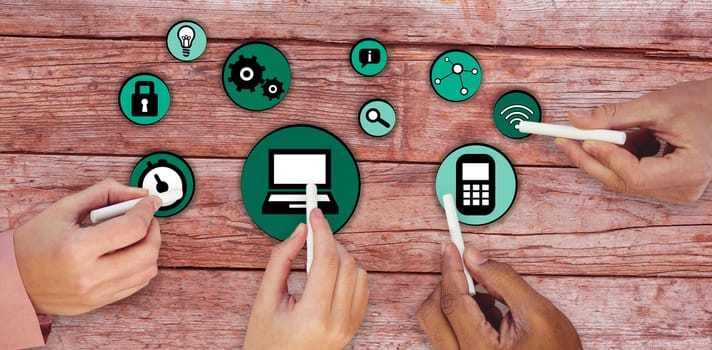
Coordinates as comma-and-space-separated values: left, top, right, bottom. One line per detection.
131, 81, 159, 117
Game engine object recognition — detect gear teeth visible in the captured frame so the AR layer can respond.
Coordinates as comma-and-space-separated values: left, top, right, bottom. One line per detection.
261, 77, 285, 101
228, 54, 266, 92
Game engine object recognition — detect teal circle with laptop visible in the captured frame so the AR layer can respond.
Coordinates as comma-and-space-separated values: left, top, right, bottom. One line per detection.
241, 125, 360, 240
435, 144, 517, 226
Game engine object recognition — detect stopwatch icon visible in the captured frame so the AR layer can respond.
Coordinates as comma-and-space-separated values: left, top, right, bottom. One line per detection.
130, 152, 195, 217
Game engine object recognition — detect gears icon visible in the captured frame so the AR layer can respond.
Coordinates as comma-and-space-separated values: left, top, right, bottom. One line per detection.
222, 42, 291, 111
262, 78, 284, 100
228, 55, 266, 92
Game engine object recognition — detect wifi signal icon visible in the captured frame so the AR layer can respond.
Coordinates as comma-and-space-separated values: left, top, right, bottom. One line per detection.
501, 104, 535, 128
493, 90, 541, 139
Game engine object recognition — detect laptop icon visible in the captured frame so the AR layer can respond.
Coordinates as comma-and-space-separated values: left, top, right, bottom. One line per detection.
262, 149, 339, 214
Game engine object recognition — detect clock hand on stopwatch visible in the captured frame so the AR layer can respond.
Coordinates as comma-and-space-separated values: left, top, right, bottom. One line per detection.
154, 174, 169, 193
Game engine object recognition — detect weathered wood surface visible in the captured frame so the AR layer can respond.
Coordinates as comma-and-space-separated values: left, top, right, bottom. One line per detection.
2, 0, 711, 58
1, 154, 709, 277
1, 37, 712, 165
46, 269, 712, 349
2, 1, 711, 348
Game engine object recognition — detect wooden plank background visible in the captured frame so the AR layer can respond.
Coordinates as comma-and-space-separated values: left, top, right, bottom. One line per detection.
0, 1, 709, 349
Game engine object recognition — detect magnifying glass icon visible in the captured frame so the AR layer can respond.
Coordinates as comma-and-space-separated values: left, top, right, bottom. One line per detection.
366, 108, 391, 128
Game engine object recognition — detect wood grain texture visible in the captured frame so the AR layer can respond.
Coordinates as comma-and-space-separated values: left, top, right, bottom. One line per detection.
1, 37, 711, 165
2, 1, 711, 58
1, 154, 709, 276
46, 269, 712, 349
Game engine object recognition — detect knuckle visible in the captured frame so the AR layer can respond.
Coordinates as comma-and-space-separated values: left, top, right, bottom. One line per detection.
595, 103, 618, 120
341, 255, 356, 271
440, 292, 463, 316
320, 254, 340, 269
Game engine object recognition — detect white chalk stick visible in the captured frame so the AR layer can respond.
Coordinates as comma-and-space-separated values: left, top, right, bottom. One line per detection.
442, 193, 476, 296
517, 120, 626, 145
89, 190, 183, 224
306, 183, 317, 274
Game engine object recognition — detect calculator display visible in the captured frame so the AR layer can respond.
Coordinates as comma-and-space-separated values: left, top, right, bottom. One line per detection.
456, 154, 495, 215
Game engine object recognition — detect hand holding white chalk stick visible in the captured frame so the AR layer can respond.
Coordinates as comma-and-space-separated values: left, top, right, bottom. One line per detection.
517, 120, 627, 145
305, 183, 317, 274
89, 190, 183, 224
442, 193, 476, 296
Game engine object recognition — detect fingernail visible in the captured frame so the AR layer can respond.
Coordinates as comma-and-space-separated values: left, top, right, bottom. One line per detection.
573, 110, 591, 119
466, 246, 489, 265
554, 138, 565, 146
288, 223, 305, 240
582, 141, 595, 154
312, 208, 324, 218
151, 196, 162, 211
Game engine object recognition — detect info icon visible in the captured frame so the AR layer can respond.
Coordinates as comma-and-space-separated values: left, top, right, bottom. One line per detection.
130, 152, 195, 217
350, 38, 387, 76
119, 73, 170, 125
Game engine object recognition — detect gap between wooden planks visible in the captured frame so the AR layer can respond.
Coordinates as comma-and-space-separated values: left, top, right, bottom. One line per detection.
1, 0, 711, 58
0, 38, 711, 165
0, 154, 709, 277
46, 269, 712, 350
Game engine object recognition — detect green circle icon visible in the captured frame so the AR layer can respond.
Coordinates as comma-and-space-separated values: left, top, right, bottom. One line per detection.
130, 152, 195, 217
119, 73, 170, 125
430, 50, 482, 102
493, 90, 542, 139
166, 20, 207, 62
242, 125, 361, 241
435, 144, 517, 226
350, 38, 388, 77
222, 42, 291, 111
359, 99, 396, 137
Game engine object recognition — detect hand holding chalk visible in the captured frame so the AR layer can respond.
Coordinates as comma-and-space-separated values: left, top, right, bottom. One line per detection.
442, 193, 476, 296
90, 190, 182, 224
305, 183, 317, 274
517, 120, 626, 145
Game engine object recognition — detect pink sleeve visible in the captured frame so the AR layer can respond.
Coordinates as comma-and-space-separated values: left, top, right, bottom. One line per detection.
0, 231, 47, 349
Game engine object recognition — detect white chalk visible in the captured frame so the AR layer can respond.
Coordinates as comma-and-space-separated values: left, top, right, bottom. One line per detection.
442, 193, 476, 296
516, 120, 626, 145
306, 183, 317, 274
89, 190, 183, 224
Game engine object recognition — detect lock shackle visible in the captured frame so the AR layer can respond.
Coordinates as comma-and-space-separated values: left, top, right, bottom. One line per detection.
135, 81, 155, 95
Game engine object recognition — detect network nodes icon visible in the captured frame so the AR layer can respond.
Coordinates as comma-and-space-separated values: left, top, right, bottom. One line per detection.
430, 50, 482, 102
493, 90, 542, 139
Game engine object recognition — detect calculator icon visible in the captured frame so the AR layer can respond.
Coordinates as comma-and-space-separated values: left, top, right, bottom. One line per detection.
456, 154, 495, 215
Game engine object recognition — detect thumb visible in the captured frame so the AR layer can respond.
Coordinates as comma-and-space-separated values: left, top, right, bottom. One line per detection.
463, 246, 546, 319
568, 94, 669, 131
255, 224, 307, 311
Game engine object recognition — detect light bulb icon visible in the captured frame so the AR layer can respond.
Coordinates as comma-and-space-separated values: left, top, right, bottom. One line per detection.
177, 25, 195, 57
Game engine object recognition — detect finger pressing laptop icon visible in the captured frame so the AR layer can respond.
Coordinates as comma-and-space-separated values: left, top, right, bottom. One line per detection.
261, 149, 339, 215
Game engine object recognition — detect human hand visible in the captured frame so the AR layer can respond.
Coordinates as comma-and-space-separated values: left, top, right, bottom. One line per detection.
13, 179, 162, 315
556, 78, 712, 202
417, 243, 581, 350
243, 209, 369, 350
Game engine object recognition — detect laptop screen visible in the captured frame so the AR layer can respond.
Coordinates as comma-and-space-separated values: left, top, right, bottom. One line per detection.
269, 149, 331, 189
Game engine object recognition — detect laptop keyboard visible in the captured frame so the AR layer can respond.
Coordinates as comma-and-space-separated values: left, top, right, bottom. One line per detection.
267, 194, 331, 202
